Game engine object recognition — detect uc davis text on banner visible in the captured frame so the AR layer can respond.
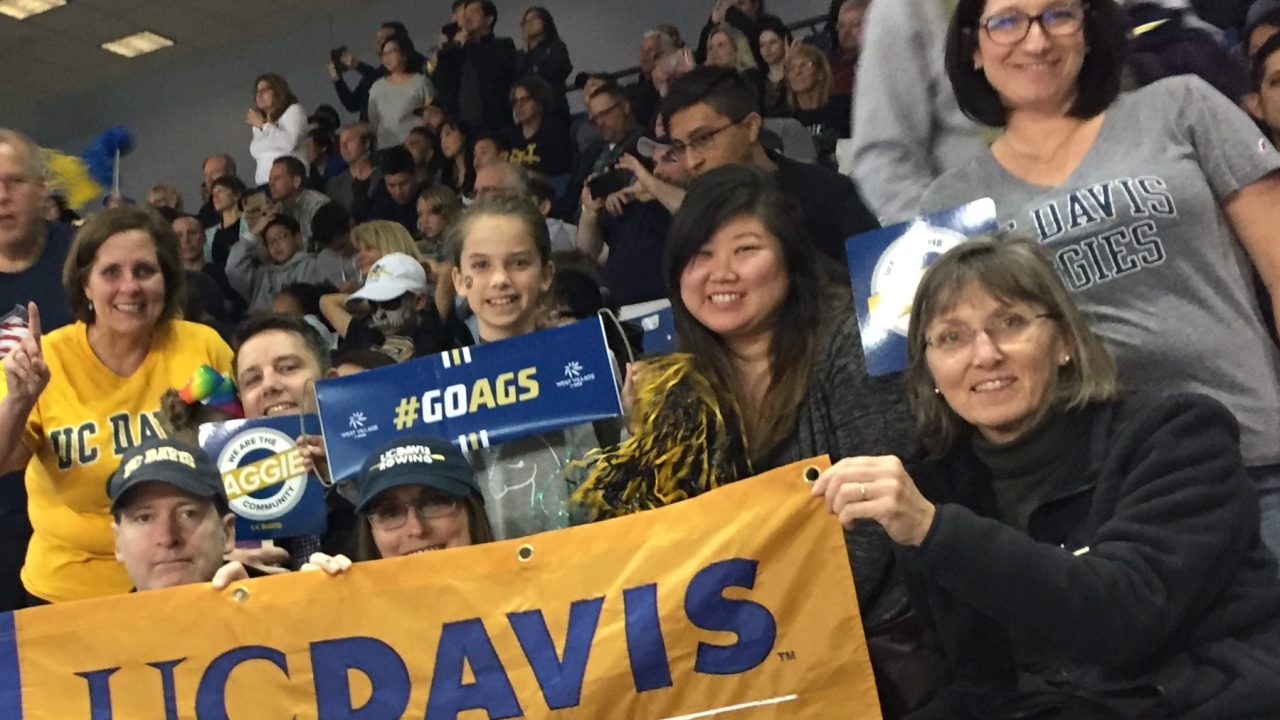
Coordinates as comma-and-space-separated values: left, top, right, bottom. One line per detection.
848, 198, 997, 376
2, 458, 882, 719
198, 415, 327, 540
315, 318, 623, 481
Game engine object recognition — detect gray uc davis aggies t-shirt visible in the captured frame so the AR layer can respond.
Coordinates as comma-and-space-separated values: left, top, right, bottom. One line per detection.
922, 76, 1280, 466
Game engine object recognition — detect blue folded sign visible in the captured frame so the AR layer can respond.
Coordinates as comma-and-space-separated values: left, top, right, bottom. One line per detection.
314, 317, 624, 481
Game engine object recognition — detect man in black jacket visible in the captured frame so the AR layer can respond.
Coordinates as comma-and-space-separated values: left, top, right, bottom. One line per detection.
433, 0, 518, 136
661, 66, 880, 264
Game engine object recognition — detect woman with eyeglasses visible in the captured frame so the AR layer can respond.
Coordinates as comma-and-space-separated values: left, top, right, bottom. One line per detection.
781, 43, 850, 166
304, 436, 494, 574
922, 0, 1280, 563
815, 232, 1280, 719
514, 7, 573, 119
505, 75, 574, 179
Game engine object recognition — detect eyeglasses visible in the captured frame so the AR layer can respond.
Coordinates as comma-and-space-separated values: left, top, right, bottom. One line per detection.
588, 102, 623, 125
785, 60, 815, 75
978, 4, 1085, 45
367, 496, 459, 530
670, 121, 738, 159
925, 312, 1056, 356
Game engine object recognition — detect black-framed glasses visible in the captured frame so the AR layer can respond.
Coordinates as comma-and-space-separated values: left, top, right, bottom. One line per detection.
670, 122, 738, 159
924, 312, 1056, 355
588, 102, 623, 124
978, 4, 1085, 45
367, 496, 459, 530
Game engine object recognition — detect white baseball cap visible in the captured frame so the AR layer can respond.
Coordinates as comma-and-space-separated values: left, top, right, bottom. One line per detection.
346, 253, 428, 309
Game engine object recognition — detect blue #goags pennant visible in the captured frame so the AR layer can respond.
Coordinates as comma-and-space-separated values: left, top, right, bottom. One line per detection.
314, 317, 624, 482
847, 199, 998, 377
197, 415, 328, 540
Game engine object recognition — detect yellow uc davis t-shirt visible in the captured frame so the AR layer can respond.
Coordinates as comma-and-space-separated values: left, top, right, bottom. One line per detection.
0, 320, 232, 603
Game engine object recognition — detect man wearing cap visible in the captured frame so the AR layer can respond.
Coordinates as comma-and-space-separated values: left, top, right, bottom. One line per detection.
305, 435, 493, 572
109, 439, 272, 592
339, 253, 461, 362
576, 130, 691, 307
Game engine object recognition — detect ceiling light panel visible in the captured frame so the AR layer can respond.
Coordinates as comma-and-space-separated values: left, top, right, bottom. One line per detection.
101, 31, 174, 58
0, 0, 66, 21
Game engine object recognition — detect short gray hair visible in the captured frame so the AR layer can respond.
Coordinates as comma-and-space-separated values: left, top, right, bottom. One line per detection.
905, 231, 1122, 454
0, 128, 46, 181
203, 153, 237, 177
643, 28, 678, 55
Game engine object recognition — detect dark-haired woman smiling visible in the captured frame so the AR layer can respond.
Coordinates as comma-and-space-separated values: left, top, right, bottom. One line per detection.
922, 0, 1280, 562
662, 163, 918, 636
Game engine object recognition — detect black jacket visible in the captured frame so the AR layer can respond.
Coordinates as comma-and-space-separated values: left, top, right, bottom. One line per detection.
433, 34, 518, 135
902, 393, 1280, 720
514, 38, 572, 119
771, 151, 879, 265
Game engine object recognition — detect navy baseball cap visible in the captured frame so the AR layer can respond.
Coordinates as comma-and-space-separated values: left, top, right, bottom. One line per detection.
356, 436, 481, 513
107, 438, 226, 512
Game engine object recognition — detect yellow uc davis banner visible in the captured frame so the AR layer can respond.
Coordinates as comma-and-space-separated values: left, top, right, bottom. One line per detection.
2, 458, 882, 719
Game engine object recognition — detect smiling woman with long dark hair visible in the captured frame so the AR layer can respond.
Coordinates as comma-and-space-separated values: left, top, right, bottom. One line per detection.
645, 163, 924, 712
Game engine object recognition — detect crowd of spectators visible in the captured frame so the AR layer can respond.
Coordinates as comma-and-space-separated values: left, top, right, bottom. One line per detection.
3, 0, 1280, 717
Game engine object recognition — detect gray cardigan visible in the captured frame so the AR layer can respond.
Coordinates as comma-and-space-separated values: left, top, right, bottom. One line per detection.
760, 315, 920, 628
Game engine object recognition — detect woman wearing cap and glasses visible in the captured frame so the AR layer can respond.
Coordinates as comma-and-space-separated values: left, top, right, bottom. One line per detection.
814, 233, 1280, 719
921, 0, 1280, 564
304, 436, 494, 574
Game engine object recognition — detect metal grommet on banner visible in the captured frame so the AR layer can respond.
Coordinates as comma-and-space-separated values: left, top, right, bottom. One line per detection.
517, 544, 535, 563
803, 465, 821, 484
232, 587, 251, 603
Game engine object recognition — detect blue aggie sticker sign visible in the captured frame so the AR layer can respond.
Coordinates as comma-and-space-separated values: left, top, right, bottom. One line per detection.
847, 199, 998, 376
315, 317, 624, 482
197, 415, 328, 540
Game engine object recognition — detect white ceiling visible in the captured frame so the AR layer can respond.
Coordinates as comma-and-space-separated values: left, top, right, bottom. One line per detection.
0, 0, 357, 106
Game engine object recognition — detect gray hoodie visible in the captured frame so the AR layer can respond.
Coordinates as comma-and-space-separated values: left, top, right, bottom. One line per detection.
225, 237, 325, 310
850, 0, 988, 224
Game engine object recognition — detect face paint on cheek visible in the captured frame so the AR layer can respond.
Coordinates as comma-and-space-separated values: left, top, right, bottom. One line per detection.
464, 276, 474, 289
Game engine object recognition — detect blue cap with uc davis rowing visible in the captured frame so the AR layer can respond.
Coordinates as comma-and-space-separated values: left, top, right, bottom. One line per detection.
356, 436, 482, 512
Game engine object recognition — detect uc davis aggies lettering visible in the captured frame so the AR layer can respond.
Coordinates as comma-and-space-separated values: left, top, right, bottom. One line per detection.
1010, 175, 1176, 292
48, 411, 166, 471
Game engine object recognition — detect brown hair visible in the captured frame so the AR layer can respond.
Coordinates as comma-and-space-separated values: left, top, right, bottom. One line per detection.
253, 73, 299, 123
905, 231, 1122, 454
354, 494, 494, 561
417, 184, 463, 228
785, 43, 834, 109
445, 192, 552, 266
63, 205, 186, 326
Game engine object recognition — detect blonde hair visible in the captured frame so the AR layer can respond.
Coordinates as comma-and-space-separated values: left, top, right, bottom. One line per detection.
785, 44, 834, 109
351, 220, 422, 260
147, 184, 184, 212
711, 24, 758, 72
906, 232, 1122, 455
